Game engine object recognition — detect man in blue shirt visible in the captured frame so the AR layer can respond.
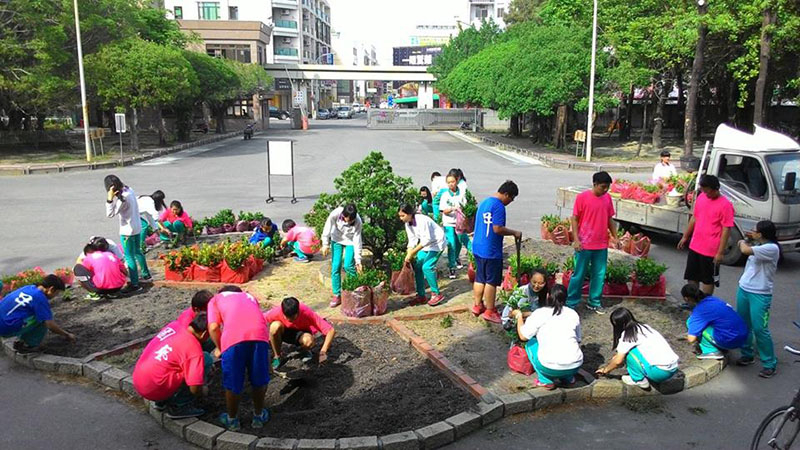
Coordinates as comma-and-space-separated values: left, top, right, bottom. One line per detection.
682, 283, 748, 359
472, 181, 522, 323
0, 275, 75, 352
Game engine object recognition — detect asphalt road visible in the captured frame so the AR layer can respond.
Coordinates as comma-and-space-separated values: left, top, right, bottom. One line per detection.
1, 116, 797, 449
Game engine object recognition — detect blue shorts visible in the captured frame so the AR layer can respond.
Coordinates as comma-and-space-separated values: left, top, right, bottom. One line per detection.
221, 341, 271, 395
475, 255, 503, 286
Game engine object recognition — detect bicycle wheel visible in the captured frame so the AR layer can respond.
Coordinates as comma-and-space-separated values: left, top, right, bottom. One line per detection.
752, 406, 800, 449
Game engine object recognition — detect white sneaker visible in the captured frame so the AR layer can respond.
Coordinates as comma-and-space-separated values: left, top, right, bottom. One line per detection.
622, 375, 650, 389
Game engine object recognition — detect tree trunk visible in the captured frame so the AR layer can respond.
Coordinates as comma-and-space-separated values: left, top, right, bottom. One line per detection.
36, 113, 45, 131
131, 107, 140, 151
637, 93, 650, 157
553, 105, 567, 149
683, 3, 708, 157
675, 71, 684, 134
156, 106, 167, 146
624, 84, 634, 140
510, 114, 521, 136
753, 8, 777, 126
652, 78, 669, 149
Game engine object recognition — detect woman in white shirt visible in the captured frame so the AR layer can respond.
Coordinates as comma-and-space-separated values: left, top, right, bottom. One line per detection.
137, 190, 169, 251
398, 204, 447, 306
439, 170, 471, 279
596, 307, 679, 389
651, 150, 678, 183
511, 285, 583, 389
320, 204, 363, 307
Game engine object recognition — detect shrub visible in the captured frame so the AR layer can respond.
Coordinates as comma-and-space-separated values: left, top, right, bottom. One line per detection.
341, 268, 387, 291
384, 249, 405, 271
510, 254, 542, 277
634, 258, 667, 286
238, 211, 265, 222
461, 190, 478, 218
605, 259, 633, 284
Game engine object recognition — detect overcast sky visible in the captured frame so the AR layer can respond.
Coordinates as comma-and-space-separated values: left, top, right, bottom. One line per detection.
329, 0, 466, 65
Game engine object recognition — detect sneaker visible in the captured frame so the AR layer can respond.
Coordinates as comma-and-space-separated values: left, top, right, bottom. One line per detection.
448, 268, 457, 279
736, 357, 755, 366
218, 413, 241, 431
696, 351, 724, 360
481, 309, 502, 324
622, 375, 650, 389
456, 262, 465, 270
587, 305, 607, 315
471, 303, 486, 317
300, 351, 313, 363
408, 295, 428, 306
534, 380, 556, 390
153, 401, 167, 412
759, 367, 777, 378
166, 404, 205, 419
84, 292, 102, 301
294, 257, 310, 263
329, 295, 341, 308
140, 275, 153, 283
251, 408, 270, 429
120, 284, 143, 295
427, 294, 446, 307
13, 340, 38, 354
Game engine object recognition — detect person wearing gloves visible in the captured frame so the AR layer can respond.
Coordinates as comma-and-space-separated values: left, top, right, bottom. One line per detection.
398, 203, 447, 307
320, 204, 363, 308
104, 174, 149, 293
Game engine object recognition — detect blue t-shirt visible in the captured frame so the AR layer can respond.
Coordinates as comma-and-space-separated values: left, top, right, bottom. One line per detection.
248, 223, 278, 245
687, 296, 748, 349
472, 197, 506, 260
0, 285, 53, 336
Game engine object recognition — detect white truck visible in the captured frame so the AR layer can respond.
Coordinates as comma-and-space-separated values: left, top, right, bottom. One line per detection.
556, 124, 800, 265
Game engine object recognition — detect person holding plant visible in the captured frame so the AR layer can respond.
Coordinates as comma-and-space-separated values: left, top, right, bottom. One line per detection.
568, 171, 616, 314
265, 297, 335, 368
321, 204, 363, 308
419, 186, 434, 216
678, 175, 734, 296
249, 217, 279, 248
735, 220, 780, 378
431, 171, 447, 222
137, 190, 169, 251
398, 203, 447, 306
508, 268, 550, 314
159, 200, 193, 246
651, 150, 678, 183
280, 219, 320, 263
440, 170, 471, 279
596, 307, 679, 389
682, 284, 748, 360
0, 275, 74, 353
472, 180, 522, 324
105, 174, 149, 293
511, 285, 583, 389
73, 242, 128, 300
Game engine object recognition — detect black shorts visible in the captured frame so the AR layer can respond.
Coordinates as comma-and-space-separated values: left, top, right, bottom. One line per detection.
282, 328, 309, 346
474, 255, 503, 286
684, 249, 715, 284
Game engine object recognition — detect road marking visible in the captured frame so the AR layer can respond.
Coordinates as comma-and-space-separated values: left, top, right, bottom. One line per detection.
137, 143, 230, 166
446, 131, 543, 166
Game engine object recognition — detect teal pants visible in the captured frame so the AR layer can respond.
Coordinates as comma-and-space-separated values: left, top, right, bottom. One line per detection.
121, 234, 149, 285
260, 236, 274, 247
737, 287, 777, 369
686, 319, 727, 354
566, 249, 607, 308
4, 321, 47, 347
160, 220, 186, 241
291, 241, 312, 260
525, 338, 579, 384
626, 347, 678, 383
413, 251, 442, 297
432, 188, 447, 222
140, 218, 152, 252
444, 226, 471, 269
331, 242, 356, 296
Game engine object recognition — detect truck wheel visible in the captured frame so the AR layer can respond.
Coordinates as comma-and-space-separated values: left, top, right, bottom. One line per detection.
721, 227, 745, 266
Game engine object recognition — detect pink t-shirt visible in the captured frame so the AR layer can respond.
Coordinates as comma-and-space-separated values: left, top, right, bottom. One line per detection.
690, 193, 735, 257
132, 321, 205, 401
176, 307, 196, 327
573, 190, 615, 250
159, 210, 193, 229
263, 303, 333, 336
207, 291, 269, 353
285, 226, 320, 255
81, 251, 127, 290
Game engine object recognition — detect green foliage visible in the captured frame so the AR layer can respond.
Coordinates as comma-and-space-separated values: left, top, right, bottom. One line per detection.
1, 267, 46, 296
341, 269, 387, 291
429, 20, 503, 83
634, 258, 667, 286
385, 249, 405, 272
223, 241, 250, 270
540, 214, 569, 232
505, 285, 534, 311
542, 260, 560, 277
563, 255, 576, 272
440, 315, 454, 329
510, 254, 543, 277
461, 190, 478, 219
195, 243, 224, 267
605, 259, 633, 284
305, 152, 416, 267
505, 0, 545, 26
238, 211, 266, 222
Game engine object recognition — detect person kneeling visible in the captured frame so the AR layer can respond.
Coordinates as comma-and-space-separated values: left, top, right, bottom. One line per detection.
682, 283, 748, 360
280, 219, 320, 263
596, 307, 679, 389
133, 314, 212, 419
265, 297, 335, 368
250, 218, 279, 248
0, 275, 74, 353
74, 242, 128, 300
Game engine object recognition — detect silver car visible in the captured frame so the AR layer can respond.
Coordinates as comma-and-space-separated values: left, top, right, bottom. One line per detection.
337, 106, 353, 119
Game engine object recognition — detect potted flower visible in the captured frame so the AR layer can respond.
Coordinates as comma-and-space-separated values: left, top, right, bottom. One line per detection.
341, 269, 387, 318
456, 190, 477, 234
222, 242, 251, 283
161, 248, 194, 281
559, 256, 589, 295
192, 243, 223, 282
631, 257, 667, 297
603, 259, 632, 296
540, 214, 561, 240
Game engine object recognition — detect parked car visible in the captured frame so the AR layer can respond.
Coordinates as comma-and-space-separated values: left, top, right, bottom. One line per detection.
352, 103, 363, 113
269, 106, 290, 120
337, 106, 354, 119
317, 108, 330, 120
329, 107, 339, 119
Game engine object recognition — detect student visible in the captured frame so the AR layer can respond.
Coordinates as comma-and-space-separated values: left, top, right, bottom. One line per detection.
280, 219, 320, 263
137, 190, 169, 251
249, 218, 279, 248
735, 220, 780, 378
264, 297, 335, 368
440, 170, 471, 278
651, 150, 678, 183
177, 290, 213, 327
320, 204, 363, 307
159, 200, 193, 245
683, 284, 748, 360
419, 186, 434, 216
75, 236, 124, 264
105, 174, 150, 291
455, 168, 468, 192
508, 268, 549, 313
431, 171, 447, 222
132, 314, 212, 419
0, 275, 74, 353
511, 285, 582, 389
73, 242, 128, 300
398, 203, 447, 306
678, 175, 734, 295
207, 286, 271, 431
596, 307, 679, 389
472, 180, 522, 323
567, 171, 616, 314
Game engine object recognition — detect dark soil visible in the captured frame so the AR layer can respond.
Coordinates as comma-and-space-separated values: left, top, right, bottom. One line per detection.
197, 323, 476, 438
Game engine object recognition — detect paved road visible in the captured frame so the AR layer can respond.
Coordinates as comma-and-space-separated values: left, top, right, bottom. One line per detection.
1, 116, 797, 448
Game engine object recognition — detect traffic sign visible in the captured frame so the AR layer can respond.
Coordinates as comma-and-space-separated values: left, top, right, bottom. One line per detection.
114, 113, 126, 133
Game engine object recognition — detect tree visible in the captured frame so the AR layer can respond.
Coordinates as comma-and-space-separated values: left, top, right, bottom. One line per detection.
504, 0, 545, 26
428, 20, 502, 83
305, 152, 416, 268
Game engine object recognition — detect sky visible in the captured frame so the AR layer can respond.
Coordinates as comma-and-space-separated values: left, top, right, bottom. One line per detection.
329, 0, 466, 65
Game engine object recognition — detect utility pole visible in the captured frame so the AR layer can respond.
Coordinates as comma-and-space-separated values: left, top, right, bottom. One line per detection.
73, 0, 92, 162
585, 0, 599, 162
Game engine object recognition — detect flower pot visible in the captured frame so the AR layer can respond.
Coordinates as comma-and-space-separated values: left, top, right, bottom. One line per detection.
372, 281, 390, 316
631, 275, 666, 297
342, 286, 373, 318
235, 220, 251, 232
540, 222, 553, 241
602, 282, 630, 296
165, 266, 189, 282
501, 266, 516, 291
222, 223, 236, 233
561, 271, 589, 294
221, 260, 250, 284
192, 263, 221, 282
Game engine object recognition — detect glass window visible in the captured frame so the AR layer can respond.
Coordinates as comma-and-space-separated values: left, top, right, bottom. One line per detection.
198, 2, 220, 20
229, 6, 238, 20
173, 6, 183, 19
206, 44, 251, 63
767, 153, 800, 204
226, 98, 253, 118
718, 154, 769, 200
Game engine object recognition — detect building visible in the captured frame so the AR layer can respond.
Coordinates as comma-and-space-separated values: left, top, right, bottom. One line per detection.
330, 31, 382, 106
460, 0, 509, 28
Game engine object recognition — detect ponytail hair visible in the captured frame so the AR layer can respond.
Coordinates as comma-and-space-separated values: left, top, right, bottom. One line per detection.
399, 203, 416, 215
610, 307, 646, 350
680, 283, 707, 303
548, 284, 567, 316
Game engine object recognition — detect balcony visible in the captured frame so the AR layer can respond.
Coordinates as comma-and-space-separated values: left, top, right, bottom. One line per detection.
272, 0, 298, 8
274, 47, 299, 56
274, 19, 297, 29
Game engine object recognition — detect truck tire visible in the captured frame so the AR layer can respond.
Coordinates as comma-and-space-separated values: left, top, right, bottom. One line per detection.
721, 227, 745, 266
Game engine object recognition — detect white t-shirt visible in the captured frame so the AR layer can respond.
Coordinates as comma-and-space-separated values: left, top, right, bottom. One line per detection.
651, 162, 677, 183
431, 176, 447, 196
405, 213, 446, 253
439, 189, 465, 227
616, 324, 679, 371
520, 306, 583, 370
321, 207, 364, 264
739, 242, 780, 295
137, 196, 162, 230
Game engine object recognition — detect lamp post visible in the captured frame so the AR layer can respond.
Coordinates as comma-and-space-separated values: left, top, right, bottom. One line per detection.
585, 0, 598, 162
311, 51, 335, 118
73, 0, 92, 162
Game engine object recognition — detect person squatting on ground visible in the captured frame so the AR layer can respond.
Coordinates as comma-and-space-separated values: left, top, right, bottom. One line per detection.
511, 284, 583, 390
158, 200, 193, 246
398, 203, 447, 307
567, 171, 616, 314
595, 307, 680, 389
503, 268, 550, 320
678, 175, 735, 296
682, 283, 748, 360
321, 204, 363, 308
132, 313, 212, 419
419, 186, 434, 216
279, 219, 320, 264
104, 174, 150, 292
207, 286, 271, 431
137, 190, 169, 252
472, 180, 522, 324
439, 169, 471, 279
735, 220, 780, 378
265, 296, 336, 368
73, 240, 128, 301
177, 290, 216, 352
0, 275, 74, 353
250, 218, 279, 248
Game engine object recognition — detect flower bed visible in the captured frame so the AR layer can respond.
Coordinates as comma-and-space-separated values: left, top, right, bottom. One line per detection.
1, 266, 73, 296
160, 239, 273, 284
193, 209, 267, 235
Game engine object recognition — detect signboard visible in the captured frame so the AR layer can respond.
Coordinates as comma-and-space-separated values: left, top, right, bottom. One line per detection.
275, 78, 292, 90
267, 140, 293, 176
114, 113, 126, 133
387, 95, 394, 107
292, 90, 306, 107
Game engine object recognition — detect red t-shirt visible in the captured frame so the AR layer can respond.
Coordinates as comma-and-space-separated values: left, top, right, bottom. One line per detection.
207, 291, 269, 353
573, 190, 615, 250
690, 193, 735, 257
263, 303, 332, 335
159, 209, 193, 229
132, 321, 205, 401
176, 307, 196, 327
81, 251, 127, 290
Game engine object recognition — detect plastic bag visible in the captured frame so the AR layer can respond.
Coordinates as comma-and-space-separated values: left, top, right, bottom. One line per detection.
507, 345, 534, 376
222, 223, 236, 233
467, 262, 476, 283
455, 210, 475, 234
235, 220, 251, 232
631, 275, 666, 297
561, 271, 589, 295
391, 262, 416, 295
342, 286, 373, 318
618, 231, 633, 254
164, 266, 188, 282
372, 281, 390, 316
501, 266, 516, 291
551, 224, 571, 246
145, 233, 160, 247
629, 233, 651, 257
221, 261, 250, 284
192, 263, 221, 283
540, 223, 553, 241
602, 282, 630, 296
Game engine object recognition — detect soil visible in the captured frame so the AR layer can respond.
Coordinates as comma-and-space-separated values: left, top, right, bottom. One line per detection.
196, 323, 476, 438
404, 300, 693, 395
514, 238, 637, 269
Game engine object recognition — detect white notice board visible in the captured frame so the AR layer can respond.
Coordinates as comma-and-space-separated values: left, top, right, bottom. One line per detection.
267, 140, 293, 175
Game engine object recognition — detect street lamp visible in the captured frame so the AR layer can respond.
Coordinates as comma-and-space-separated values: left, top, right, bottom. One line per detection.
585, 0, 598, 162
73, 0, 92, 162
